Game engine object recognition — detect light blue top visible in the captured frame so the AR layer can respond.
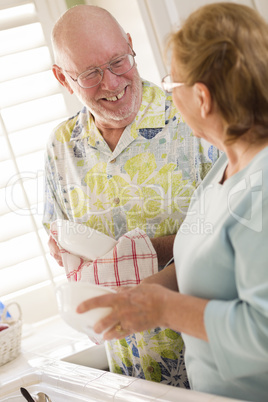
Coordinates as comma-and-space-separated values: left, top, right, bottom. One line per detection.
174, 146, 268, 401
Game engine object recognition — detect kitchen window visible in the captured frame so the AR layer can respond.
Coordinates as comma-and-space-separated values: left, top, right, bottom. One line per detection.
0, 0, 81, 323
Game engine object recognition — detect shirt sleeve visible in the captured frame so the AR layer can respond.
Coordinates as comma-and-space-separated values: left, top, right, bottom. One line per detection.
42, 146, 66, 233
204, 196, 268, 380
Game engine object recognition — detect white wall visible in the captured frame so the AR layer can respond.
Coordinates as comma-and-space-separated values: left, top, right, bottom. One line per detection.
86, 0, 268, 85
167, 0, 256, 24
142, 0, 268, 65
87, 0, 164, 86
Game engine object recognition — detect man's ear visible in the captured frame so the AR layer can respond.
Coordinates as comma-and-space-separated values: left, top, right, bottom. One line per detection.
126, 33, 133, 50
52, 64, 74, 95
193, 82, 212, 119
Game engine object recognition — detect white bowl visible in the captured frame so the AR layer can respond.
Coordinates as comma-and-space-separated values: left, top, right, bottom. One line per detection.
56, 220, 117, 260
56, 282, 115, 342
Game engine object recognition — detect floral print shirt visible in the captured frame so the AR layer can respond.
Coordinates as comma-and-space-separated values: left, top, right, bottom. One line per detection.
43, 80, 220, 387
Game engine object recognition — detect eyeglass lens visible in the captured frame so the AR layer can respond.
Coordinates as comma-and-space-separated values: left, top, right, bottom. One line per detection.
162, 75, 173, 92
78, 54, 135, 88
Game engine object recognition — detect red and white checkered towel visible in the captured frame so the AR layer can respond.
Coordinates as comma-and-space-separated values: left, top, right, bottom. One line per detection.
50, 222, 158, 288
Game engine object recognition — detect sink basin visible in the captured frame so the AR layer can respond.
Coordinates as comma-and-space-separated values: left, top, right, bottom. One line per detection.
0, 367, 106, 401
0, 344, 110, 401
1, 382, 91, 401
61, 344, 109, 371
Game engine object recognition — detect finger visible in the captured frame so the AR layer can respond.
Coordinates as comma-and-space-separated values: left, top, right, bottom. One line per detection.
116, 285, 134, 293
53, 250, 64, 266
49, 249, 63, 264
56, 258, 64, 267
48, 236, 59, 252
76, 293, 117, 313
102, 326, 131, 341
48, 236, 64, 264
93, 310, 135, 340
110, 286, 119, 291
93, 311, 118, 334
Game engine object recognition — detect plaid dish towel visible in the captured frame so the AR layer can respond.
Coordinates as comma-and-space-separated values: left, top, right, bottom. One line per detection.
50, 222, 158, 287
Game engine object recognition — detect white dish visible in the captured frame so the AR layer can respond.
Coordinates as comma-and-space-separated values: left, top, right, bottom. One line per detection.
56, 282, 115, 342
56, 220, 117, 260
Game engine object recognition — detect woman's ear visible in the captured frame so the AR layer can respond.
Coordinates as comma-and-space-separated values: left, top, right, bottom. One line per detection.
52, 64, 74, 95
193, 83, 212, 119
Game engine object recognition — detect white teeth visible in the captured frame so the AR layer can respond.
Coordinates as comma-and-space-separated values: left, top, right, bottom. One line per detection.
117, 90, 124, 100
106, 95, 118, 101
105, 89, 125, 102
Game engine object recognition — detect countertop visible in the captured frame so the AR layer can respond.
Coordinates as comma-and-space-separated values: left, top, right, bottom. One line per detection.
0, 315, 246, 401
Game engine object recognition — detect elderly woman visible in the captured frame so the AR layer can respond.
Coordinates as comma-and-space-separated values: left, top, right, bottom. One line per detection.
77, 3, 268, 401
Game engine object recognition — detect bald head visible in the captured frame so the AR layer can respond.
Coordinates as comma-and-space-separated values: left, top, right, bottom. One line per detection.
52, 5, 128, 66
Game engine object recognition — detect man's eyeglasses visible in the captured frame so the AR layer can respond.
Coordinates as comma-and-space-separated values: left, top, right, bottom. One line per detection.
161, 74, 185, 93
65, 45, 136, 89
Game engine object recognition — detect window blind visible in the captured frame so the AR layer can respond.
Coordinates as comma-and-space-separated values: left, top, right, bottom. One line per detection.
0, 0, 81, 323
0, 0, 163, 324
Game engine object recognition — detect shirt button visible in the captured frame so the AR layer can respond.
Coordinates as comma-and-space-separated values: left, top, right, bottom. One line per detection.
110, 158, 116, 163
147, 366, 154, 373
113, 197, 120, 205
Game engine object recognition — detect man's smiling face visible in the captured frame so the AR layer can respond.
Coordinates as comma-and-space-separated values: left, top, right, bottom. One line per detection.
59, 9, 142, 129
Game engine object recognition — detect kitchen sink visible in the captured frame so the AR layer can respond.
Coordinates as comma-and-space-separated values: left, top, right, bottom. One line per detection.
1, 382, 92, 401
0, 356, 246, 402
60, 343, 109, 371
0, 365, 109, 401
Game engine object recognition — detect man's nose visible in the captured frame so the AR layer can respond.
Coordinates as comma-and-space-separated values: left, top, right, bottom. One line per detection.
100, 68, 121, 90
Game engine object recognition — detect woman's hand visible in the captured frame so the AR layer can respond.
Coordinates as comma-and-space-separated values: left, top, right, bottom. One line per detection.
77, 282, 209, 342
76, 283, 168, 340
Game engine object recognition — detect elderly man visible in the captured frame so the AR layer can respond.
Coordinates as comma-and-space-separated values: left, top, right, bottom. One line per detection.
43, 5, 219, 387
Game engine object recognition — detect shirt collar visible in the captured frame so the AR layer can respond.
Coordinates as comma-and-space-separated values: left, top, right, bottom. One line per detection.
135, 80, 166, 129
70, 80, 166, 144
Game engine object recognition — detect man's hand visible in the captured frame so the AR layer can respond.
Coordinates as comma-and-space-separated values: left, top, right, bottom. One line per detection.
48, 235, 63, 266
150, 234, 175, 267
